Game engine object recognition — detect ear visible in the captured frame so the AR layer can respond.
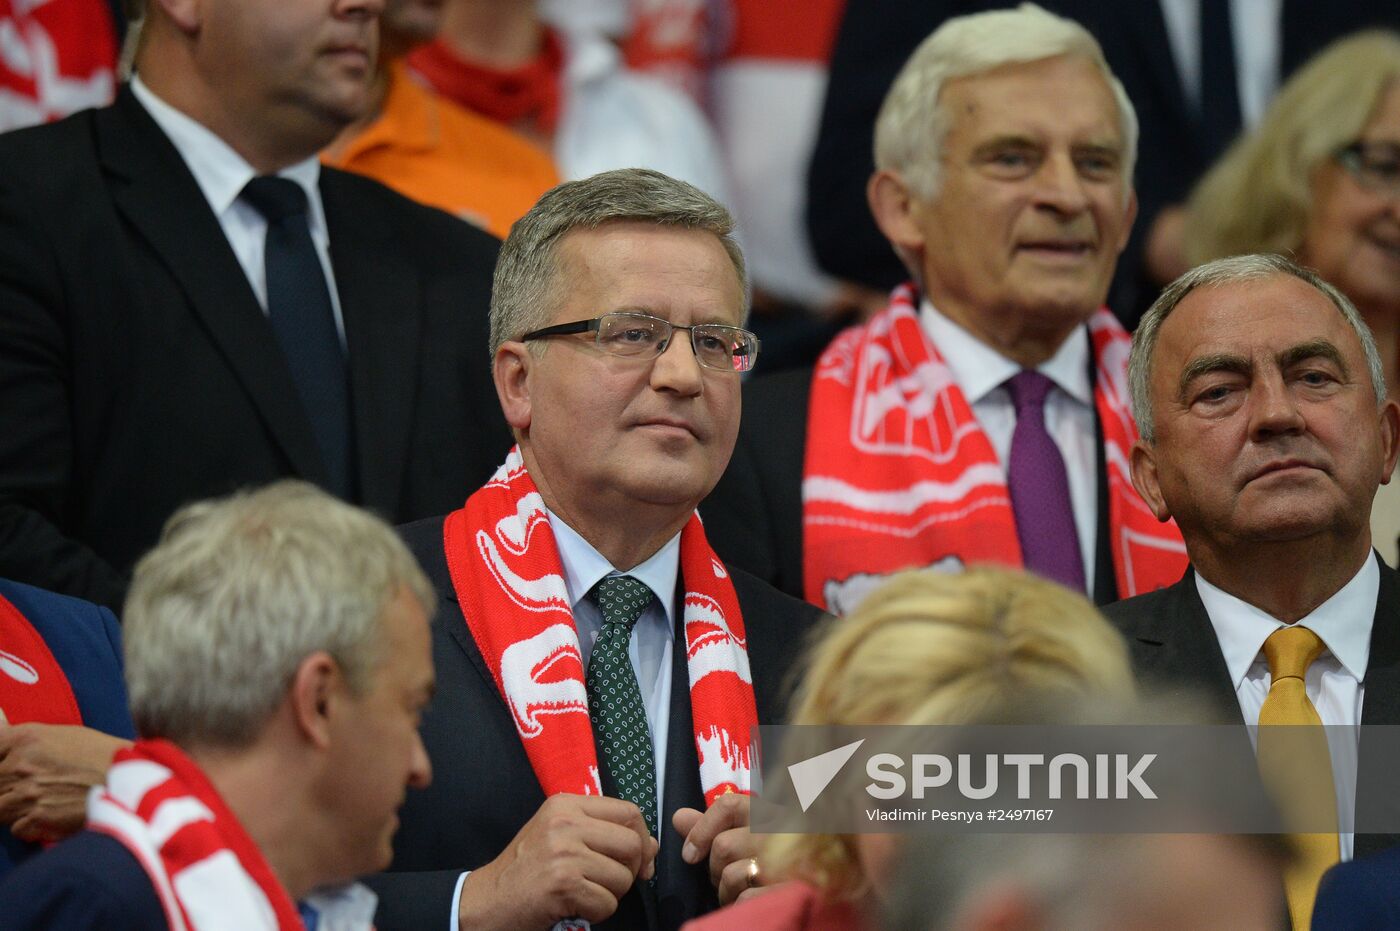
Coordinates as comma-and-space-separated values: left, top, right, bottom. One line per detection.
1379, 400, 1400, 480
288, 652, 341, 751
867, 169, 928, 257
1130, 439, 1173, 522
151, 0, 201, 33
1116, 188, 1139, 255
493, 341, 534, 434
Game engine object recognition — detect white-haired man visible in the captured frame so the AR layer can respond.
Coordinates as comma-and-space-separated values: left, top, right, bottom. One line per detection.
0, 481, 436, 930
370, 168, 823, 931
1105, 253, 1400, 929
701, 3, 1187, 615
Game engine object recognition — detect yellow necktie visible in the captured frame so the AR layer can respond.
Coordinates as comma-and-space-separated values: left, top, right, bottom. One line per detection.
1257, 626, 1340, 931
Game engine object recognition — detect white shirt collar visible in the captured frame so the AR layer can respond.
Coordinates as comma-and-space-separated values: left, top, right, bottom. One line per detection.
129, 76, 326, 235
546, 510, 680, 627
1196, 553, 1378, 689
918, 297, 1093, 406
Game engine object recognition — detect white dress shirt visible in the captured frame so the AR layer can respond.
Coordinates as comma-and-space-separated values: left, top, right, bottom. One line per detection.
1158, 0, 1283, 129
920, 299, 1099, 593
447, 513, 682, 928
128, 76, 347, 345
1196, 552, 1378, 860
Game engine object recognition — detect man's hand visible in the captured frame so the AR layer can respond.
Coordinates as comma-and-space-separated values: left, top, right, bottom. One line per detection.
457, 794, 658, 931
672, 793, 763, 905
0, 720, 129, 843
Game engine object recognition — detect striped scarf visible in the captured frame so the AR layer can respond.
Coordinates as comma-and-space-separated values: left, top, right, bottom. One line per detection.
443, 448, 758, 806
802, 284, 1188, 612
87, 740, 376, 931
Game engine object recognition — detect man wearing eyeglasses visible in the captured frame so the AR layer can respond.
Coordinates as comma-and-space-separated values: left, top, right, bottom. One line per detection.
367, 168, 824, 931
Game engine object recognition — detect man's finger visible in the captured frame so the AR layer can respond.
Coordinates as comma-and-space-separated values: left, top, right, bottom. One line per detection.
572, 794, 652, 840
707, 825, 758, 888
717, 853, 761, 906
678, 793, 748, 864
573, 815, 658, 879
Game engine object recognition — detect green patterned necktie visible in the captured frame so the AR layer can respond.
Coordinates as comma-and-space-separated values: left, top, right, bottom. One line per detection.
586, 575, 659, 838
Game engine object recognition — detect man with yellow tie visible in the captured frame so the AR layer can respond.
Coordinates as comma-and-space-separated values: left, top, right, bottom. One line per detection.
1105, 253, 1400, 930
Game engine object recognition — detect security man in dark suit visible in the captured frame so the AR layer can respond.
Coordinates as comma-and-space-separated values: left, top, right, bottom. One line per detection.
0, 0, 511, 611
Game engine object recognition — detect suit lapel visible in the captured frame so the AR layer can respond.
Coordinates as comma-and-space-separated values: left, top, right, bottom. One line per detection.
1356, 561, 1400, 856
1126, 573, 1242, 719
1361, 560, 1400, 726
320, 171, 421, 518
655, 586, 714, 930
97, 89, 328, 484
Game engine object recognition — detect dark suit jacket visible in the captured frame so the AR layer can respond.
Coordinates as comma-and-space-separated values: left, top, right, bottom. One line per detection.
1104, 559, 1400, 859
369, 515, 826, 931
0, 87, 514, 611
1313, 845, 1400, 930
0, 830, 164, 930
0, 578, 134, 876
699, 360, 1121, 607
805, 0, 1399, 325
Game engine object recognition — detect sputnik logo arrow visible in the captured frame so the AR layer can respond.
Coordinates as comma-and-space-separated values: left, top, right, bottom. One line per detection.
788, 739, 865, 812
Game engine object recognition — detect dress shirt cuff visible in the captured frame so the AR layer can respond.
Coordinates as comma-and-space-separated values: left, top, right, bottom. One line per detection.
449, 871, 469, 931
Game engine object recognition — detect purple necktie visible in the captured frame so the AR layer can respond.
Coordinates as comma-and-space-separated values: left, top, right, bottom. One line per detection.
1005, 370, 1087, 592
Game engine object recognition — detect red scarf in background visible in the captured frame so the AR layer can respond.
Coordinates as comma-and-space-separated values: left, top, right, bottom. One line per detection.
802, 284, 1188, 612
0, 0, 117, 131
443, 448, 758, 806
407, 30, 564, 136
0, 592, 81, 726
87, 740, 310, 931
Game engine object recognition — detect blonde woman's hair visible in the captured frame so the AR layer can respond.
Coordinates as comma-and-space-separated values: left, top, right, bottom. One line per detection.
761, 568, 1135, 901
1185, 30, 1400, 266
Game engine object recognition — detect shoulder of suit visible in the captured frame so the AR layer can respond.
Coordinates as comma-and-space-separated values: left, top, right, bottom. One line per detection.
319, 166, 501, 253
1100, 581, 1182, 632
727, 562, 827, 628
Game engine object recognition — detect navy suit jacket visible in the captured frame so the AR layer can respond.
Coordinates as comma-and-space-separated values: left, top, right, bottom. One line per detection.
1313, 846, 1400, 930
367, 515, 826, 931
0, 830, 162, 929
0, 579, 134, 876
0, 87, 512, 611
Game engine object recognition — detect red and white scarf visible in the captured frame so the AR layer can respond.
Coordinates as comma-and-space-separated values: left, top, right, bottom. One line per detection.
88, 740, 374, 931
443, 448, 758, 807
0, 591, 82, 726
802, 284, 1188, 612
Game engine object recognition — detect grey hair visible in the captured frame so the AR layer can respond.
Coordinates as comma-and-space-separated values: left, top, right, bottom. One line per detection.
489, 167, 747, 358
1130, 253, 1387, 444
123, 480, 435, 748
873, 2, 1138, 201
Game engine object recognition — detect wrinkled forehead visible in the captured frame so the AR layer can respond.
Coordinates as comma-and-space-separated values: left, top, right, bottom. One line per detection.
1156, 276, 1360, 376
941, 56, 1125, 142
549, 224, 746, 320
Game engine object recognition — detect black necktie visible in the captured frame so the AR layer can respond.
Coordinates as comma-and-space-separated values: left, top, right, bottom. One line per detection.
240, 176, 354, 499
1199, 0, 1243, 160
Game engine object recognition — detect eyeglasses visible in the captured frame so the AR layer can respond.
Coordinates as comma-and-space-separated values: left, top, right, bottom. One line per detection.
520, 312, 761, 373
1335, 141, 1400, 195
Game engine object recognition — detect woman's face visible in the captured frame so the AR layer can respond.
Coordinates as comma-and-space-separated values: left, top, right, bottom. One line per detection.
1298, 82, 1400, 319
